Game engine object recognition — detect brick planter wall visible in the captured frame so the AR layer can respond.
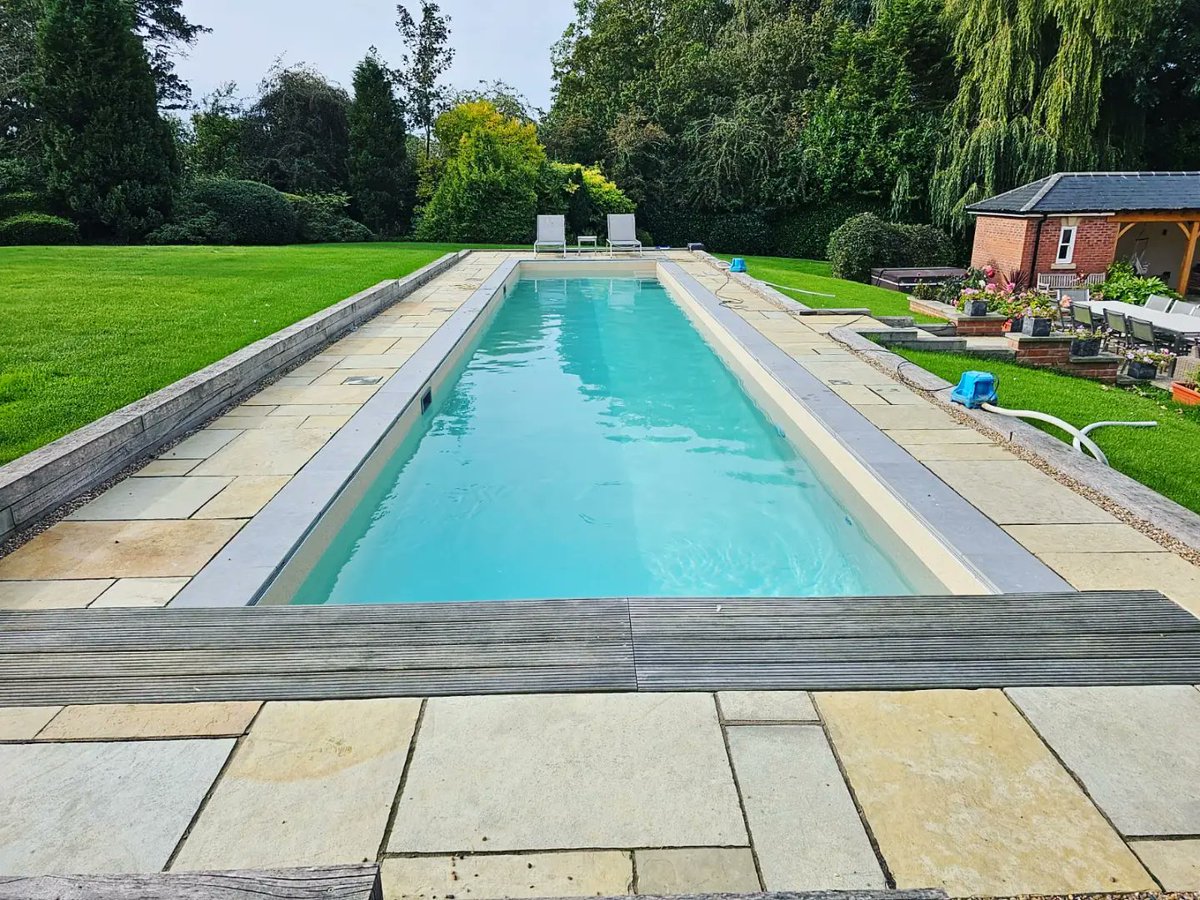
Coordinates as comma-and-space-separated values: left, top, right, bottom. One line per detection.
908, 297, 1009, 336
1006, 334, 1121, 383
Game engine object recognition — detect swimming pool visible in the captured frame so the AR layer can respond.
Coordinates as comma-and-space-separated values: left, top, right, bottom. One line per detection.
286, 274, 928, 604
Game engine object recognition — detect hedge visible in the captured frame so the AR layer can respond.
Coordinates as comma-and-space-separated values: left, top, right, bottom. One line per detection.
285, 193, 374, 243
0, 191, 46, 219
147, 177, 297, 245
827, 213, 955, 282
0, 213, 80, 245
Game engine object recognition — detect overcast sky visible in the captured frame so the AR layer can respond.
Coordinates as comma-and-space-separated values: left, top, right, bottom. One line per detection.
173, 0, 577, 113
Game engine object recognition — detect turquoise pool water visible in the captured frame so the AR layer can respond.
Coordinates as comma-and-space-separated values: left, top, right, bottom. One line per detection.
291, 276, 920, 604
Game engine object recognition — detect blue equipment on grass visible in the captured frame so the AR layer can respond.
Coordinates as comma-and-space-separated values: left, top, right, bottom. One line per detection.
729, 257, 747, 273
949, 371, 998, 409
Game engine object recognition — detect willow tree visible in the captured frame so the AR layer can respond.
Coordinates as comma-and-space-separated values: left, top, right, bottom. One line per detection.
931, 0, 1146, 230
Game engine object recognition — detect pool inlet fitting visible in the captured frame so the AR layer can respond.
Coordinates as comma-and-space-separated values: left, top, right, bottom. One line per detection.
949, 371, 1156, 467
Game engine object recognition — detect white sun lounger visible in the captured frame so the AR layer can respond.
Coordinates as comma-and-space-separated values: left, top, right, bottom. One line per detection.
534, 215, 567, 257
607, 214, 642, 256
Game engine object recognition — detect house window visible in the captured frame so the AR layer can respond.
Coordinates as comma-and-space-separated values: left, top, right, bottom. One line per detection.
1055, 225, 1077, 264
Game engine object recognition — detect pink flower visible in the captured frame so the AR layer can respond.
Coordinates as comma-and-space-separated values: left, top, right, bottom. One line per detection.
984, 265, 996, 278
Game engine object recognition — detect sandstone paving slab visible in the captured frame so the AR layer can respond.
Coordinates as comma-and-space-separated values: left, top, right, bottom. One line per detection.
220, 403, 278, 417
726, 725, 883, 890
313, 367, 399, 386
858, 404, 960, 430
0, 706, 61, 739
1130, 839, 1200, 890
382, 851, 632, 900
268, 403, 363, 417
922, 459, 1116, 524
904, 442, 1013, 461
303, 415, 353, 431
0, 520, 243, 580
208, 414, 305, 430
0, 578, 112, 609
39, 702, 261, 740
1007, 686, 1200, 836
1036, 552, 1200, 616
887, 428, 993, 446
1004, 523, 1164, 555
160, 430, 242, 460
174, 698, 420, 870
190, 428, 333, 477
326, 337, 399, 356
718, 691, 818, 722
134, 459, 201, 476
244, 384, 378, 407
0, 738, 234, 874
634, 848, 759, 894
332, 353, 417, 369
388, 693, 746, 853
288, 356, 342, 378
868, 384, 927, 405
830, 384, 892, 405
816, 690, 1153, 897
67, 476, 232, 521
193, 475, 290, 519
90, 577, 190, 607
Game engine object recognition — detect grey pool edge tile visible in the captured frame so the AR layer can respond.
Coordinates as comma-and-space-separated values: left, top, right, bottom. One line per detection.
171, 258, 521, 608
659, 261, 1070, 595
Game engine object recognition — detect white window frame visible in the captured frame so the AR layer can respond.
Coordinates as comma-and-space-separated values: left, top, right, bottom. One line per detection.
1055, 225, 1078, 264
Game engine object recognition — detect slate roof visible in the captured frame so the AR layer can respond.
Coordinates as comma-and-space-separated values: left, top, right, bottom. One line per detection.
966, 172, 1200, 215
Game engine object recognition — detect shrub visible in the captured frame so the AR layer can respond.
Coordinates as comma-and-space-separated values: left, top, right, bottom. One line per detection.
417, 129, 538, 243
640, 208, 770, 254
773, 199, 887, 260
827, 213, 955, 281
0, 191, 46, 218
1098, 261, 1180, 306
0, 213, 80, 245
147, 178, 297, 245
285, 193, 374, 243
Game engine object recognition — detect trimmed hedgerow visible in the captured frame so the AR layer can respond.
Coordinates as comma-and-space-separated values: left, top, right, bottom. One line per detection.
147, 178, 298, 245
0, 212, 81, 245
827, 213, 955, 281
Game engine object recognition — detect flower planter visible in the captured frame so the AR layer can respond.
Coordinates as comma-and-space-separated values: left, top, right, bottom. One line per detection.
965, 299, 990, 317
1127, 360, 1159, 381
1070, 337, 1101, 357
1021, 316, 1052, 337
1008, 315, 1024, 334
1170, 381, 1200, 405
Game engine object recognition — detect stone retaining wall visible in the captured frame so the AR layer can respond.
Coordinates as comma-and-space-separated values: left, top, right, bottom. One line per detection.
1007, 334, 1121, 383
0, 250, 467, 542
908, 297, 1009, 336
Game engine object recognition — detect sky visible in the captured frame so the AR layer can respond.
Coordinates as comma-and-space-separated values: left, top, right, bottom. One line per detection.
173, 0, 577, 113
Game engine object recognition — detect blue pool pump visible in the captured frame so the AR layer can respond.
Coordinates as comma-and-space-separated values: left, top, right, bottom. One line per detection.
950, 371, 998, 409
729, 257, 747, 273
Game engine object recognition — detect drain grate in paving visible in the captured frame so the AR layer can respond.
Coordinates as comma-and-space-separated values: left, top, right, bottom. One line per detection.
342, 376, 383, 386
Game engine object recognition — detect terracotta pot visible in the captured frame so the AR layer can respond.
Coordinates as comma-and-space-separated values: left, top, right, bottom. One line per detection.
1170, 381, 1200, 406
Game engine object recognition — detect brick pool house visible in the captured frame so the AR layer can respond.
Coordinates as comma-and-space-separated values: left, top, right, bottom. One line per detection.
968, 172, 1200, 294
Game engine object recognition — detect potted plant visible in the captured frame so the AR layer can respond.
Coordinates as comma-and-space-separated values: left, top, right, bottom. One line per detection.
1125, 348, 1173, 381
957, 288, 990, 317
1020, 294, 1058, 337
1069, 325, 1105, 358
1171, 378, 1200, 406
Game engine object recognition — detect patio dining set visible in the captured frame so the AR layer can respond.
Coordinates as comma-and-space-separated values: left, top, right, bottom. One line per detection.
1066, 291, 1200, 356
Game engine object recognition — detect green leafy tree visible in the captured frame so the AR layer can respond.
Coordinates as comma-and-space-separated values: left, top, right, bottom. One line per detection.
349, 52, 411, 235
931, 0, 1148, 230
190, 83, 244, 178
241, 64, 351, 193
35, 0, 178, 239
395, 0, 454, 156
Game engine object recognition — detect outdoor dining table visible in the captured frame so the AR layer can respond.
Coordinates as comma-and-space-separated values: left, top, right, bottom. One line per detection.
1075, 299, 1200, 342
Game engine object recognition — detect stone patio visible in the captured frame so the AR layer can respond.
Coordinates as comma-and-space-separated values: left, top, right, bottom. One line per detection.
2, 689, 1199, 896
1, 251, 1199, 894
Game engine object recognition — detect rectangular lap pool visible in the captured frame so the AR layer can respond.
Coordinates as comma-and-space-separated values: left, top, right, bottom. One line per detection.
278, 268, 948, 605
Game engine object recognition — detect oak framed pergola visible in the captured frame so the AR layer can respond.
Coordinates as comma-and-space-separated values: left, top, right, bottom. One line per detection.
1113, 211, 1200, 293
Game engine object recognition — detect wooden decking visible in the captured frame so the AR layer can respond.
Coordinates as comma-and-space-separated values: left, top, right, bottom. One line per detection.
0, 592, 1197, 704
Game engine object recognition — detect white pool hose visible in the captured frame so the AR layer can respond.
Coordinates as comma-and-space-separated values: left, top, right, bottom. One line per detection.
978, 404, 1156, 466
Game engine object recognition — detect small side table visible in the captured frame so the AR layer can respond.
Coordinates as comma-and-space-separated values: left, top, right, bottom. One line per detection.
577, 235, 598, 253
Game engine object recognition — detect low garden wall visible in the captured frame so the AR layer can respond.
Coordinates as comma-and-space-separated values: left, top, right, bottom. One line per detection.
1005, 334, 1121, 384
908, 296, 1009, 336
0, 250, 468, 542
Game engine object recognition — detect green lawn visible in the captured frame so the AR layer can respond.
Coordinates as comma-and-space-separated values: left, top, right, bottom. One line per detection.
0, 243, 485, 465
716, 254, 943, 323
894, 348, 1200, 515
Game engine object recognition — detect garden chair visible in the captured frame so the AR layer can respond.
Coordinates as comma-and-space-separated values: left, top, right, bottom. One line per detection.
534, 215, 567, 257
1103, 308, 1129, 352
1127, 316, 1158, 348
1145, 294, 1174, 312
607, 214, 643, 256
1072, 303, 1097, 328
1173, 299, 1200, 316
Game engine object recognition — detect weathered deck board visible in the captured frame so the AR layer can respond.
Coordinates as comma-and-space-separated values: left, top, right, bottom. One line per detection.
0, 591, 1196, 704
0, 865, 381, 900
